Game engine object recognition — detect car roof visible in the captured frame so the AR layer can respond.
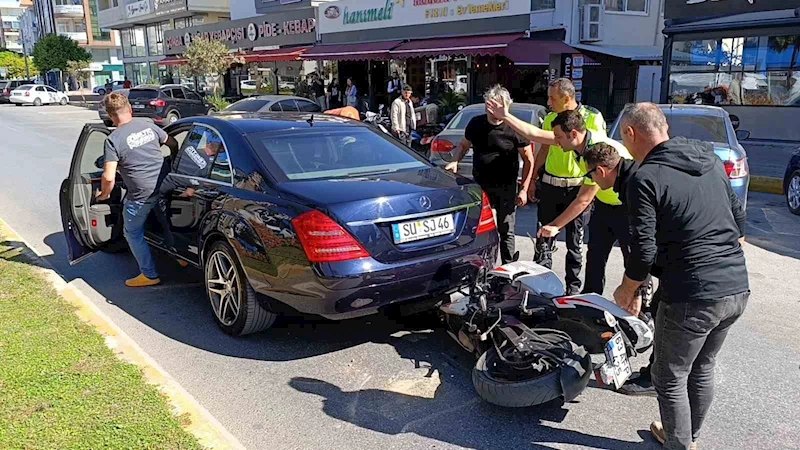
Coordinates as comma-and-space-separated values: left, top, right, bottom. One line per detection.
656, 104, 726, 117
206, 112, 370, 134
461, 102, 547, 112
233, 95, 311, 103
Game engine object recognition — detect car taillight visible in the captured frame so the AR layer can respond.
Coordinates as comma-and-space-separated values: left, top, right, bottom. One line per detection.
24, 91, 30, 97
292, 210, 370, 263
149, 98, 166, 108
2, 89, 8, 96
431, 138, 455, 153
477, 191, 496, 235
724, 157, 748, 179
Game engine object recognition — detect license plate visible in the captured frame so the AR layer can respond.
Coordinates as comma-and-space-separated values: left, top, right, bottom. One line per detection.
391, 213, 455, 244
604, 332, 633, 389
12, 92, 20, 96
132, 104, 145, 109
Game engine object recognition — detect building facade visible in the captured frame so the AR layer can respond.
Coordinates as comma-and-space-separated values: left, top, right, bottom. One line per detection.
0, 0, 30, 52
25, 0, 122, 89
661, 0, 800, 141
97, 0, 230, 85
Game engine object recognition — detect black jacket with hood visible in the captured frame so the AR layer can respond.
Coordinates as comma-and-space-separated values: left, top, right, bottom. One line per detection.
625, 137, 748, 303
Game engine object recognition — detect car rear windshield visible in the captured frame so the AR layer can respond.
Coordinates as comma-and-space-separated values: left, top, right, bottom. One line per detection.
225, 98, 270, 113
248, 128, 429, 181
15, 84, 35, 91
447, 108, 534, 129
128, 88, 159, 100
612, 112, 729, 144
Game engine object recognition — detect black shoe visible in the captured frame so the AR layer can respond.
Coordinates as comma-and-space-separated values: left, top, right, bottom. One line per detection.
618, 374, 657, 397
566, 287, 581, 296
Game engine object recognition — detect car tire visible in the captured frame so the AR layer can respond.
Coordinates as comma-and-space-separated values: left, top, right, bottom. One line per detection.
204, 240, 277, 336
787, 169, 800, 216
103, 120, 114, 127
166, 111, 180, 124
33, 98, 42, 106
97, 89, 106, 96
59, 97, 68, 106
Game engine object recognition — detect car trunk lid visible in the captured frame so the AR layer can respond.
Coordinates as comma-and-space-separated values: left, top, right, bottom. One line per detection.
279, 168, 484, 264
128, 88, 160, 115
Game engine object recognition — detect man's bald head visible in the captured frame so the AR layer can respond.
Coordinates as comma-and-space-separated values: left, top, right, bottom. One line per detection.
618, 102, 670, 162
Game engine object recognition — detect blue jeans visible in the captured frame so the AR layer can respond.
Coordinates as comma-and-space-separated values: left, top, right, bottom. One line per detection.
652, 291, 749, 450
123, 197, 167, 279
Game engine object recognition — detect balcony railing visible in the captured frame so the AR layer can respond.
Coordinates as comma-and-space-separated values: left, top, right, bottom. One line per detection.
53, 4, 85, 16
58, 31, 88, 42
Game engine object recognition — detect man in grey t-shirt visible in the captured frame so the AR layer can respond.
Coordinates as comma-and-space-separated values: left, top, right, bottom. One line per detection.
97, 92, 178, 287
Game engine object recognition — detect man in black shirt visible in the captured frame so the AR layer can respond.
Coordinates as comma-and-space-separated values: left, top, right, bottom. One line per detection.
445, 85, 534, 263
312, 74, 327, 110
613, 103, 749, 450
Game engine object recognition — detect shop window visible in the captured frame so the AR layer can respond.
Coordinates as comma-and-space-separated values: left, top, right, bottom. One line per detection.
605, 0, 647, 13
147, 23, 164, 56
531, 0, 555, 11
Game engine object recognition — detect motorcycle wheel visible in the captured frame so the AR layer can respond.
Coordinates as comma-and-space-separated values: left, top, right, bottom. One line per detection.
472, 347, 563, 408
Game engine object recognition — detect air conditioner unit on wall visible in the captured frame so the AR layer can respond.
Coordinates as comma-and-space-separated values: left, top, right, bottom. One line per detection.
581, 4, 603, 42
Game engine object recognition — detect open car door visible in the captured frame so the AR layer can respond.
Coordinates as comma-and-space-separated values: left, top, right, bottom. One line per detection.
59, 124, 120, 265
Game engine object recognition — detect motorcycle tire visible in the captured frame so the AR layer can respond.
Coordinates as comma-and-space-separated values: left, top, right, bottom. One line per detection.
472, 347, 562, 408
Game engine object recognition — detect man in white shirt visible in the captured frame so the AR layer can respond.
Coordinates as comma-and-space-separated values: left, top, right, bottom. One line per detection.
391, 85, 416, 147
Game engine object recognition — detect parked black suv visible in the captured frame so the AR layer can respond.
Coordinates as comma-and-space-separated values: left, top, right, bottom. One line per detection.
123, 84, 214, 127
1, 79, 35, 103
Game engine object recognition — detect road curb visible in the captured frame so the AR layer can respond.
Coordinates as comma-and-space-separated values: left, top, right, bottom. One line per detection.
0, 218, 247, 450
749, 176, 783, 195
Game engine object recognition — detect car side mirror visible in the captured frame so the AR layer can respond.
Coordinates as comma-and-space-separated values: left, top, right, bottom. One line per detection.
729, 114, 740, 130
735, 130, 750, 141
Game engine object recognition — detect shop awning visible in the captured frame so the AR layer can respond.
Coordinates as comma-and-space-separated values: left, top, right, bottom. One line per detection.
159, 56, 187, 66
503, 39, 581, 66
389, 33, 524, 58
243, 47, 310, 63
303, 41, 403, 61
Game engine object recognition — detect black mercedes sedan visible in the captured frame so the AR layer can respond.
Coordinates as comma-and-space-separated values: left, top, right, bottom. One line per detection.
60, 113, 499, 336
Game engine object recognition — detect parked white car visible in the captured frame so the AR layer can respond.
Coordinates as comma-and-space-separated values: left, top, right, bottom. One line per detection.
10, 84, 69, 106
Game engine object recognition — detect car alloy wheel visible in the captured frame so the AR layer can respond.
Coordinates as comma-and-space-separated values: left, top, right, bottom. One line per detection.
788, 170, 800, 215
167, 112, 179, 124
60, 97, 68, 105
206, 250, 241, 327
33, 98, 41, 106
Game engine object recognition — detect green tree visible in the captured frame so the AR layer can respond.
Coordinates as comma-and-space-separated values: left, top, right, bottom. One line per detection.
183, 38, 241, 95
31, 34, 91, 74
66, 60, 92, 104
0, 51, 37, 79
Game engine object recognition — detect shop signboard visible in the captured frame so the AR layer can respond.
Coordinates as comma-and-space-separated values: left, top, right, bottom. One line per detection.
664, 0, 800, 21
164, 8, 316, 55
153, 0, 187, 16
319, 0, 529, 35
125, 0, 152, 19
561, 53, 585, 102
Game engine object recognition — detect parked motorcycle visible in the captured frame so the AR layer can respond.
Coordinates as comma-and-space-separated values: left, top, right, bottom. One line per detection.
440, 260, 654, 407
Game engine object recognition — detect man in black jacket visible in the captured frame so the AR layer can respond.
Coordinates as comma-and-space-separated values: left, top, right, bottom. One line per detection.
613, 103, 749, 450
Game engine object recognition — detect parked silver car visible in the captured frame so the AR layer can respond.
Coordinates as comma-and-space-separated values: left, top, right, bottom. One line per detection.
97, 89, 129, 126
224, 95, 323, 113
609, 104, 750, 208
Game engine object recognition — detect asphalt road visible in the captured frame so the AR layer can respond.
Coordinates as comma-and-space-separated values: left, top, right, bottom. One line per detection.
1, 104, 799, 450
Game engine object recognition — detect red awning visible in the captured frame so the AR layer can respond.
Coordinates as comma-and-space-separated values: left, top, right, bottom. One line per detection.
503, 39, 589, 66
389, 33, 524, 58
159, 56, 187, 66
244, 47, 310, 63
303, 41, 402, 61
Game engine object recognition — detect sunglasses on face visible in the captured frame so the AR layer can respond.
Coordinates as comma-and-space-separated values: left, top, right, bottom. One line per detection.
584, 167, 598, 181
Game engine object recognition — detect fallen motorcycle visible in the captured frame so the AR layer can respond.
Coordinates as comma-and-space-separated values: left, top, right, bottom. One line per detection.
440, 261, 654, 407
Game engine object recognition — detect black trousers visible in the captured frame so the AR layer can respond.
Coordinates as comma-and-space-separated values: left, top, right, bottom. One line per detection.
534, 182, 586, 293
583, 201, 634, 295
482, 184, 517, 264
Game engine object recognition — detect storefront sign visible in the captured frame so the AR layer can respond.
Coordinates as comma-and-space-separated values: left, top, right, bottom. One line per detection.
154, 0, 187, 16
664, 0, 800, 20
319, 0, 529, 34
561, 53, 585, 102
164, 8, 317, 55
125, 0, 151, 18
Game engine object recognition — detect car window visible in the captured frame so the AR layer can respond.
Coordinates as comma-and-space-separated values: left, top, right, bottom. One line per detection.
248, 129, 429, 181
79, 130, 108, 178
169, 88, 185, 99
446, 107, 534, 129
172, 126, 225, 179
0, 82, 8, 90
269, 102, 283, 112
297, 100, 322, 112
45, 86, 57, 92
612, 112, 729, 144
128, 89, 158, 100
36, 86, 46, 92
277, 100, 299, 112
226, 98, 270, 113
185, 90, 201, 101
16, 84, 34, 91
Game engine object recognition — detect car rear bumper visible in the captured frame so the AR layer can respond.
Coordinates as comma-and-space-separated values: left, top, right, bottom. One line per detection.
255, 236, 499, 319
730, 177, 749, 207
9, 97, 32, 104
132, 111, 166, 125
